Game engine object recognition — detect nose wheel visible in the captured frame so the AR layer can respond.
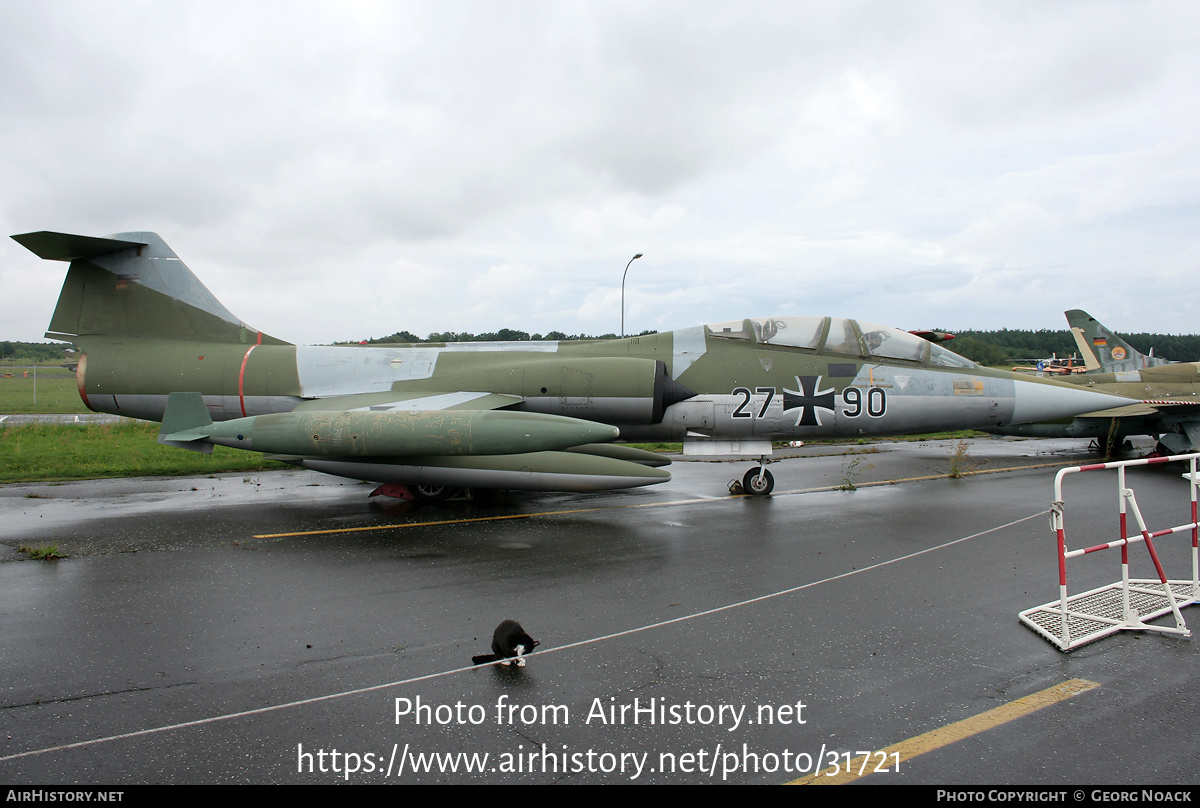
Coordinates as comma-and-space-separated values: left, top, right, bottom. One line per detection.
742, 466, 775, 496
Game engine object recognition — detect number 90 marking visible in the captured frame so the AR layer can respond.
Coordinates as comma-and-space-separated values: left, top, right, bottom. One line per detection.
842, 387, 886, 418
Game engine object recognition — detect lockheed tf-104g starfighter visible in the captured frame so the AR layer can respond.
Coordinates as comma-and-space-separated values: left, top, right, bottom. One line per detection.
13, 230, 1134, 497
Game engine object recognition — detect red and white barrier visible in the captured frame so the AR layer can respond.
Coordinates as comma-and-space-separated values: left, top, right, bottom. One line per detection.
1019, 453, 1200, 651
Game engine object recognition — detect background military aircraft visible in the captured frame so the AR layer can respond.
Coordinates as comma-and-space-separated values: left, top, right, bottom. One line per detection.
990, 309, 1200, 456
1066, 309, 1177, 373
13, 230, 1134, 496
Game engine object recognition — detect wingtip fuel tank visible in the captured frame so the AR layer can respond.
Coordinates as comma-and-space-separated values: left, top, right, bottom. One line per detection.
160, 396, 621, 458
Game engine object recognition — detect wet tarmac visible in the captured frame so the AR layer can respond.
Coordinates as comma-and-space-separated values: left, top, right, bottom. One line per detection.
1, 436, 1197, 785
0, 413, 127, 426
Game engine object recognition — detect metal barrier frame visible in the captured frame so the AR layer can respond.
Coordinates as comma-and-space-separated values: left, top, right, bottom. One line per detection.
1019, 452, 1200, 651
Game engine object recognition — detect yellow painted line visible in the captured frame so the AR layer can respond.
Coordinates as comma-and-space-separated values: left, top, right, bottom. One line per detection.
788, 678, 1100, 785
254, 458, 1086, 538
256, 507, 605, 537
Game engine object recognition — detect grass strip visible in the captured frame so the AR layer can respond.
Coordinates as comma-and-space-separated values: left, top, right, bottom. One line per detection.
0, 374, 89, 414
0, 422, 291, 483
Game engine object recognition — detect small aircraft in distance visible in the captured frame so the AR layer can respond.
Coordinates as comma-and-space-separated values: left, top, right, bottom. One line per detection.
992, 310, 1200, 456
13, 230, 1134, 497
1011, 353, 1087, 376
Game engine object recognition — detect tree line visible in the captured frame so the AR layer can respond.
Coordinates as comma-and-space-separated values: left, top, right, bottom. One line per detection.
941, 329, 1200, 365
359, 328, 656, 344
356, 327, 1200, 366
1, 341, 76, 362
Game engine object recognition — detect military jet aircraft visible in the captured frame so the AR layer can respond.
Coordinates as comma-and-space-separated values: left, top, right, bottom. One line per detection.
990, 310, 1200, 456
12, 230, 1134, 496
1066, 309, 1176, 373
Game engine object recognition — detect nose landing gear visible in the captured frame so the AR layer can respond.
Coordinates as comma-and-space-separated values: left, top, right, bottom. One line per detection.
741, 460, 775, 496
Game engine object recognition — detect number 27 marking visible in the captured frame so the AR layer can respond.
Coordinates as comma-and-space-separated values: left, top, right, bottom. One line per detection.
732, 387, 775, 418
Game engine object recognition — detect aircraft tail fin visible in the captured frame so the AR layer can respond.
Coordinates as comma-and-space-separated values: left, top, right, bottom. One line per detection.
1065, 309, 1170, 374
12, 230, 290, 347
157, 392, 214, 453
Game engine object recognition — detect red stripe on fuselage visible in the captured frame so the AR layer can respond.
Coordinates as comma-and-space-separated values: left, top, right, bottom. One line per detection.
238, 345, 258, 417
76, 353, 93, 411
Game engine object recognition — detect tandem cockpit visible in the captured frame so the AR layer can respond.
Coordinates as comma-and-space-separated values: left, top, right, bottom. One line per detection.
704, 316, 976, 369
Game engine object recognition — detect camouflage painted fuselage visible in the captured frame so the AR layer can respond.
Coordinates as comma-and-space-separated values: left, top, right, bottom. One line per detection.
15, 229, 1135, 492
71, 322, 1124, 446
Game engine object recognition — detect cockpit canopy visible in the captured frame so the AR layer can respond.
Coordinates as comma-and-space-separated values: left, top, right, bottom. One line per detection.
705, 317, 975, 369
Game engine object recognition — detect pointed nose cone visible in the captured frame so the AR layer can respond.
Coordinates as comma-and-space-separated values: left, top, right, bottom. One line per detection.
1009, 380, 1134, 425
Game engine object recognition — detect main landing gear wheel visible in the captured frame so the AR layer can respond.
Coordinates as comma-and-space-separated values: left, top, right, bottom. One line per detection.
742, 468, 774, 496
412, 484, 451, 502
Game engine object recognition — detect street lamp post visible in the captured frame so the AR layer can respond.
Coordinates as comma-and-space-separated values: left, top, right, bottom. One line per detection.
620, 253, 643, 338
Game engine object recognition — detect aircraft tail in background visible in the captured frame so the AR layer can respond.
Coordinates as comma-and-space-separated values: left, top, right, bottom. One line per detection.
1065, 309, 1171, 374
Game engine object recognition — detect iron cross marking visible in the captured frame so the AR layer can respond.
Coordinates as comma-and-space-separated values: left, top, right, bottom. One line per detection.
783, 375, 836, 426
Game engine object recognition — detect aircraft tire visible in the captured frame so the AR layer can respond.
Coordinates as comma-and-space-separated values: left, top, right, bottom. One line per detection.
742, 468, 774, 496
412, 484, 451, 502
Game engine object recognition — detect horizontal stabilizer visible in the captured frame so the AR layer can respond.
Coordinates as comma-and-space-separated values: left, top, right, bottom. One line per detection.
12, 231, 147, 262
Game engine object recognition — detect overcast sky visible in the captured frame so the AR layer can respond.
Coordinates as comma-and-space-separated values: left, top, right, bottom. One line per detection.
2, 1, 1197, 345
